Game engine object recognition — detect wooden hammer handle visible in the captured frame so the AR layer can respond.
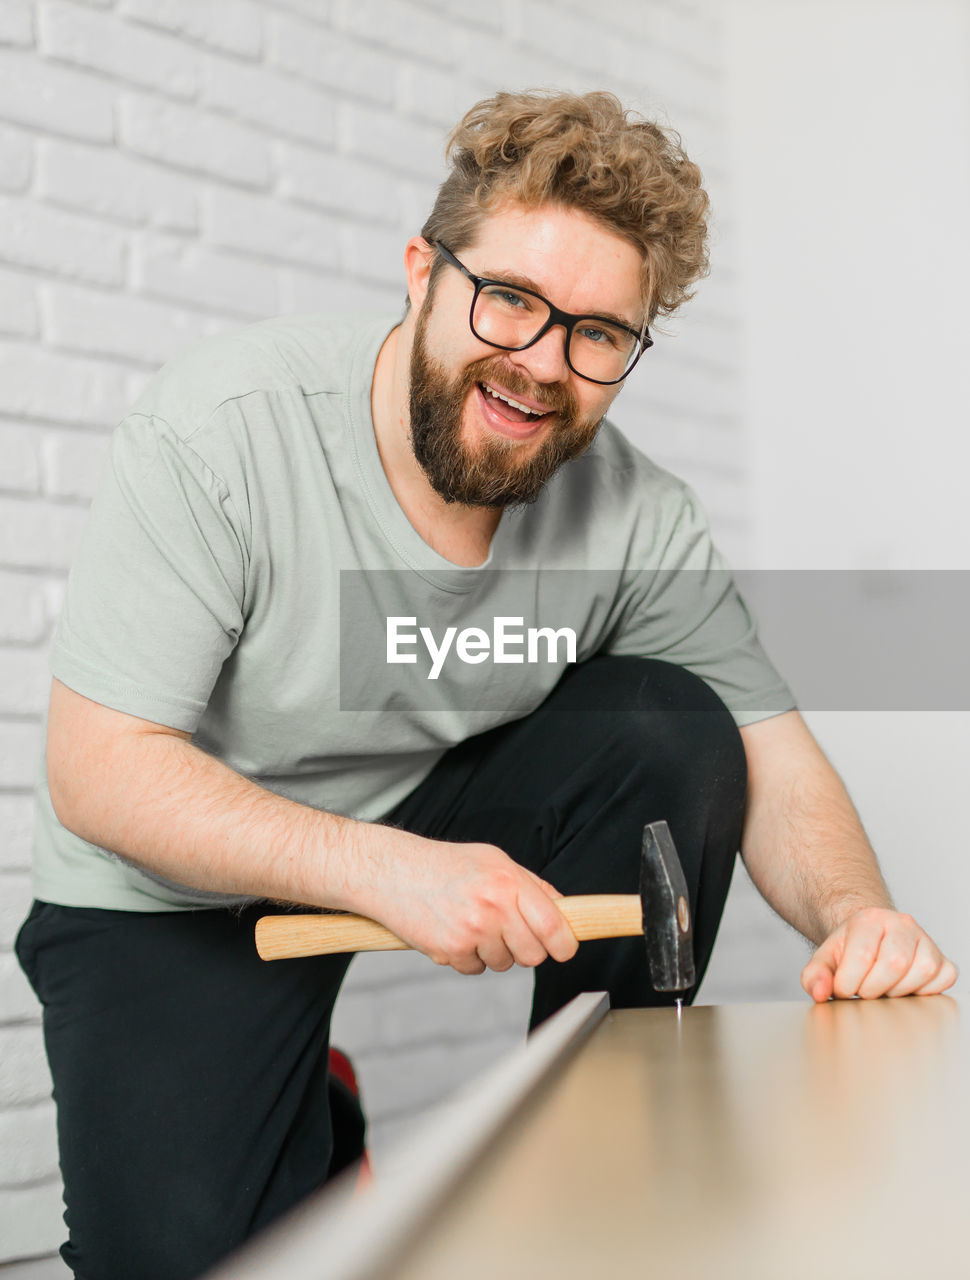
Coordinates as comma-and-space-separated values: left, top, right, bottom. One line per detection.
255, 895, 642, 961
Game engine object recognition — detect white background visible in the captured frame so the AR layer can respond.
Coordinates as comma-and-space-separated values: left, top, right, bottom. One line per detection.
703, 0, 969, 1006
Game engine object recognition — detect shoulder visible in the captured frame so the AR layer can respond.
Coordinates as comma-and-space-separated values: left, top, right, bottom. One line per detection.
126, 313, 394, 442
558, 418, 695, 516
526, 419, 715, 569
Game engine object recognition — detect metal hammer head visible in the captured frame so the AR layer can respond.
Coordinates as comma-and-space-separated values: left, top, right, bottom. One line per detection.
640, 820, 695, 993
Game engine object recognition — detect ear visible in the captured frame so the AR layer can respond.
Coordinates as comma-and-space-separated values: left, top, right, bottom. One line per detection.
404, 237, 435, 311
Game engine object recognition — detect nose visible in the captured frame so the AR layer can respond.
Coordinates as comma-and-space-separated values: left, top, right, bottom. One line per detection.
507, 323, 571, 385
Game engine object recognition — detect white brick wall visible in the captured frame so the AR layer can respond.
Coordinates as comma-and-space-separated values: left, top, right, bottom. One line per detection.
37, 138, 199, 230
0, 0, 759, 1264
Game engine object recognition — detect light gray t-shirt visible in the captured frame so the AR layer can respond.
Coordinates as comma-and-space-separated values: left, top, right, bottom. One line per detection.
35, 313, 795, 911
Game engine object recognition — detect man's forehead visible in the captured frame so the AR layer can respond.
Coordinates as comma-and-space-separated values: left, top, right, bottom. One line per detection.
462, 203, 647, 320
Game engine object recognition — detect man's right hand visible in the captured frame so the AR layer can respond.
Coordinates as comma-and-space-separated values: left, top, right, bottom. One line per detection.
343, 834, 580, 976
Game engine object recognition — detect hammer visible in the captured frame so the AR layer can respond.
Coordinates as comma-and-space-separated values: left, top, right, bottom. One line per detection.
254, 820, 695, 996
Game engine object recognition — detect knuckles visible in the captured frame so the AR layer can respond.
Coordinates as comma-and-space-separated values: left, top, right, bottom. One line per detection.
423, 856, 582, 973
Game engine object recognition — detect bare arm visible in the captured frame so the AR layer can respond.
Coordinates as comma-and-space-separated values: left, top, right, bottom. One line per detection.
46, 679, 578, 975
739, 709, 893, 942
739, 709, 957, 999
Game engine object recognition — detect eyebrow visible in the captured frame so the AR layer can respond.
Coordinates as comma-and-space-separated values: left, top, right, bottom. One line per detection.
481, 266, 643, 334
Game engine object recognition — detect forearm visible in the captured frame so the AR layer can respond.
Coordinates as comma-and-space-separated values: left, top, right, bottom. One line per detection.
739, 712, 893, 945
46, 680, 580, 974
47, 682, 407, 911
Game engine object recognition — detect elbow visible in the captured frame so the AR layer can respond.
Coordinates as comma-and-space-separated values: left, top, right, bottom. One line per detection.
47, 742, 93, 841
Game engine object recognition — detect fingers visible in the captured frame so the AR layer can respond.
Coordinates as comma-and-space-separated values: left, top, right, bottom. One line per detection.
801, 929, 845, 1002
914, 957, 959, 995
803, 909, 958, 1001
517, 886, 579, 965
858, 931, 919, 998
467, 885, 578, 973
801, 958, 835, 1003
434, 877, 577, 977
881, 939, 956, 998
455, 956, 487, 976
828, 911, 886, 997
454, 881, 578, 975
473, 935, 517, 973
852, 912, 950, 999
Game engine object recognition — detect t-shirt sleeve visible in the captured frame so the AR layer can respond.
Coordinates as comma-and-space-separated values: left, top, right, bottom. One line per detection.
603, 482, 796, 725
51, 413, 248, 733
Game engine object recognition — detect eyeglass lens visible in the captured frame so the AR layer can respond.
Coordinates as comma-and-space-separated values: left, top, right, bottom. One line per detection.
472, 284, 639, 382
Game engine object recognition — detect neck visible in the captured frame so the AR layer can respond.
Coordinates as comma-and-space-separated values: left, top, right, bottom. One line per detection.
370, 312, 502, 568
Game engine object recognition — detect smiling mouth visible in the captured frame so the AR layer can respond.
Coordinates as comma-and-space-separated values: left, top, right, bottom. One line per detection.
478, 381, 554, 425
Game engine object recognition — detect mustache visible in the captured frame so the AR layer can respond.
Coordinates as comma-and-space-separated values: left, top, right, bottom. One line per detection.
461, 355, 578, 418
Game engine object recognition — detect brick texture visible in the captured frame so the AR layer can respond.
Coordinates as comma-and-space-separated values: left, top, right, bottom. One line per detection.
267, 12, 399, 107
204, 185, 340, 270
0, 649, 50, 717
0, 422, 42, 494
117, 0, 264, 60
119, 94, 274, 189
0, 793, 36, 871
0, 126, 33, 194
0, 0, 757, 1262
131, 232, 278, 318
0, 1026, 53, 1108
202, 53, 336, 147
38, 0, 201, 99
0, 951, 41, 1021
0, 197, 126, 286
0, 343, 129, 427
0, 721, 44, 790
0, 573, 49, 646
333, 0, 458, 68
0, 873, 34, 950
0, 269, 40, 339
0, 1, 34, 46
276, 142, 400, 225
0, 496, 92, 573
0, 1102, 60, 1184
42, 281, 221, 367
0, 47, 114, 141
0, 1183, 64, 1263
40, 429, 110, 502
37, 139, 199, 232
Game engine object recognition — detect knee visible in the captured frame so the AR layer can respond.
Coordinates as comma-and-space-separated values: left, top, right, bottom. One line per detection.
570, 656, 747, 797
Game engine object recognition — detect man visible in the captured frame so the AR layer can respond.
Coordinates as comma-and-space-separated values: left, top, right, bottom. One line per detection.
17, 91, 956, 1280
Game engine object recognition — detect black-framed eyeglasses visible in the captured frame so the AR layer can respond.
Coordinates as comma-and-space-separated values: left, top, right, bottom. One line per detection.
432, 241, 652, 385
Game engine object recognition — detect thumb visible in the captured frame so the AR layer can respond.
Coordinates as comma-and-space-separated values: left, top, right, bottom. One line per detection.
801, 937, 839, 1003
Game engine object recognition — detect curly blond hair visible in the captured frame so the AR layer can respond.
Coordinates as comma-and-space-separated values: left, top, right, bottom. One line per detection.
420, 90, 710, 324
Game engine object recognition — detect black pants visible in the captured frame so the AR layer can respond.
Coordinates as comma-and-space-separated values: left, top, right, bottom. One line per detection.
16, 656, 747, 1280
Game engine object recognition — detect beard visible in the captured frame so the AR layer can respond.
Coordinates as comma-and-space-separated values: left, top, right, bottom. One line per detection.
408, 306, 604, 509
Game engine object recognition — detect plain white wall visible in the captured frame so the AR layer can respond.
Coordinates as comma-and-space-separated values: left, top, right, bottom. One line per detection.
715, 0, 970, 991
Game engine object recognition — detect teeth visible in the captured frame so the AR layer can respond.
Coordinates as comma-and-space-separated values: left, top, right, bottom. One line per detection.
484, 385, 546, 416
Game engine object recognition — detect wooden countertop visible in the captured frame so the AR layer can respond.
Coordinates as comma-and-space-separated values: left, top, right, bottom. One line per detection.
388, 996, 968, 1280
210, 994, 968, 1280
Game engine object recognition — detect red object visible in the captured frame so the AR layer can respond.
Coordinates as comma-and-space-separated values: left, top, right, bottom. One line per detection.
328, 1047, 373, 1188
328, 1046, 359, 1095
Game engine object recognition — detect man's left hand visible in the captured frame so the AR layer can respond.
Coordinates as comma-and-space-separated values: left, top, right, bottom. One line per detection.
801, 908, 959, 1001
